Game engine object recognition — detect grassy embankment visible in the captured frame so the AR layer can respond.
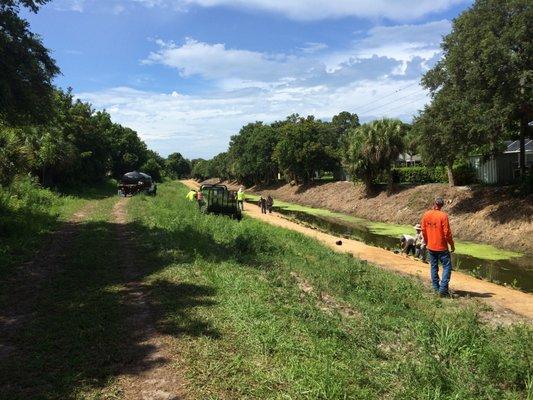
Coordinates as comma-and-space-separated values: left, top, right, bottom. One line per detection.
0, 180, 128, 399
1, 180, 531, 399
124, 181, 531, 399
245, 194, 521, 261
0, 177, 117, 276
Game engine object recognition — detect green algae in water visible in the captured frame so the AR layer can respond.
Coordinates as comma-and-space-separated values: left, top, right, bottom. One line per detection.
248, 195, 523, 262
452, 241, 522, 261
368, 222, 414, 237
366, 222, 522, 260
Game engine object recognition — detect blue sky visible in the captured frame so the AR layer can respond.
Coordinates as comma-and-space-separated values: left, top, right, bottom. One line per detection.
24, 0, 473, 158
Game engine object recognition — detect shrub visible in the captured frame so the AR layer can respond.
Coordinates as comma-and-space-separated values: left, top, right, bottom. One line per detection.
391, 166, 447, 184
452, 162, 478, 185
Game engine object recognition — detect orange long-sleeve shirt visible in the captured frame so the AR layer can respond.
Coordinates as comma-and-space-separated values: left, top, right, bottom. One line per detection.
421, 209, 454, 252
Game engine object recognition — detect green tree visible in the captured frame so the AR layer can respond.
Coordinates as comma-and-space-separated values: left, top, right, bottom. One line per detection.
191, 159, 211, 181
108, 125, 148, 178
228, 122, 279, 185
331, 111, 360, 145
0, 125, 28, 185
343, 118, 405, 191
52, 90, 111, 184
141, 158, 163, 182
274, 115, 340, 184
0, 0, 59, 124
412, 89, 477, 186
421, 0, 533, 176
401, 124, 419, 166
210, 152, 232, 181
166, 152, 191, 179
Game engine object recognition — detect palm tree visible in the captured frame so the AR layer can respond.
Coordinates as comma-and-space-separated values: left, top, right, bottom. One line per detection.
343, 118, 405, 192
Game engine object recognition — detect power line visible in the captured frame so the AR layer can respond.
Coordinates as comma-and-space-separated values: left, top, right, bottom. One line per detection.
358, 88, 425, 115
372, 96, 428, 117
355, 81, 419, 114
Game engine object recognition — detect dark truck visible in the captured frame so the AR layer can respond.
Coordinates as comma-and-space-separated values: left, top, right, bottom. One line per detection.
118, 171, 157, 196
199, 184, 242, 221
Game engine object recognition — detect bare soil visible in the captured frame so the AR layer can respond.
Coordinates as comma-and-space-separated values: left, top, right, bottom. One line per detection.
205, 179, 533, 254
184, 180, 533, 322
290, 271, 361, 319
112, 198, 186, 400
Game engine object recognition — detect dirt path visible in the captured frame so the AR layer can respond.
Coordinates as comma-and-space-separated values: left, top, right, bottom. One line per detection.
0, 201, 97, 362
204, 179, 533, 254
183, 180, 533, 321
112, 198, 185, 400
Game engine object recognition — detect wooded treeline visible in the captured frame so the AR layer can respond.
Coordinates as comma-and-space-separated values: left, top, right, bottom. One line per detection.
0, 0, 192, 188
193, 0, 532, 190
1, 0, 531, 191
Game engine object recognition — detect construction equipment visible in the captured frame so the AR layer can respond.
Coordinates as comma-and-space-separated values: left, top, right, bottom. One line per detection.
118, 171, 157, 196
199, 184, 242, 220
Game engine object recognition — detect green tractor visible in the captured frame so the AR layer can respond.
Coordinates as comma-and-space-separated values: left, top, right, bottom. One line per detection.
199, 184, 242, 221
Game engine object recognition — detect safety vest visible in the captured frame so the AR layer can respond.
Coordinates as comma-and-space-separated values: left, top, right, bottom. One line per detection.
237, 191, 244, 201
186, 191, 195, 201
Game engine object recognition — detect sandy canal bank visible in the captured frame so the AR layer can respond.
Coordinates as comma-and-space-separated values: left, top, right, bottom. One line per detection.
183, 180, 533, 321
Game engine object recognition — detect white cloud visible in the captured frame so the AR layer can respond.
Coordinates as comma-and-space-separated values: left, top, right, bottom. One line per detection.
82, 18, 450, 157
324, 19, 450, 71
299, 42, 328, 54
55, 0, 469, 21
78, 79, 429, 158
53, 0, 85, 12
165, 0, 468, 21
357, 19, 451, 60
79, 18, 448, 158
142, 38, 320, 82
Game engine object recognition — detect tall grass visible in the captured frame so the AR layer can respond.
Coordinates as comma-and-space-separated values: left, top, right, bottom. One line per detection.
127, 182, 533, 399
0, 176, 115, 277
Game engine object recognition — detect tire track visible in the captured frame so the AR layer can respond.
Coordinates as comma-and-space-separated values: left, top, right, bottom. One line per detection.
112, 197, 185, 400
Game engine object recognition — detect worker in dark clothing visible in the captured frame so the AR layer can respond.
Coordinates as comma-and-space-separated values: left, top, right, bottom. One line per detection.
196, 190, 205, 209
259, 196, 267, 214
266, 195, 273, 214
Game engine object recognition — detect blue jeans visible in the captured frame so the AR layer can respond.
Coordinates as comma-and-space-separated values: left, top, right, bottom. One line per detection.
428, 250, 452, 294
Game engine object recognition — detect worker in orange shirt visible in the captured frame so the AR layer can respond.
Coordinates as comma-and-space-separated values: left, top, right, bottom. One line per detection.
421, 196, 455, 296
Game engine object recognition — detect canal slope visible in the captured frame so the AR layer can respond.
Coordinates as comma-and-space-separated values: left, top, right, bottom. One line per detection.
207, 179, 533, 254
183, 180, 533, 320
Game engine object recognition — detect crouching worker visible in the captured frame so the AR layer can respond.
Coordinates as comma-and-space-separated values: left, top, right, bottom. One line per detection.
414, 223, 427, 262
400, 234, 416, 256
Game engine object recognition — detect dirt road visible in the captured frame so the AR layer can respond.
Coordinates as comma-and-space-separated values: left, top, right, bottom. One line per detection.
112, 198, 185, 400
183, 180, 533, 321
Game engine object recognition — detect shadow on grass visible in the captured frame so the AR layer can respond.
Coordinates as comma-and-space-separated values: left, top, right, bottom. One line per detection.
0, 181, 119, 282
59, 179, 118, 200
0, 213, 248, 399
151, 280, 220, 339
0, 206, 62, 283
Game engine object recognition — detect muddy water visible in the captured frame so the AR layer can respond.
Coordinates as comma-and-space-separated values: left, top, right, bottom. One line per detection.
274, 208, 533, 292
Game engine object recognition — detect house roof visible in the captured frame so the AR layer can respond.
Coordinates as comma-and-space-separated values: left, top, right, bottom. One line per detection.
398, 154, 422, 162
504, 139, 533, 153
